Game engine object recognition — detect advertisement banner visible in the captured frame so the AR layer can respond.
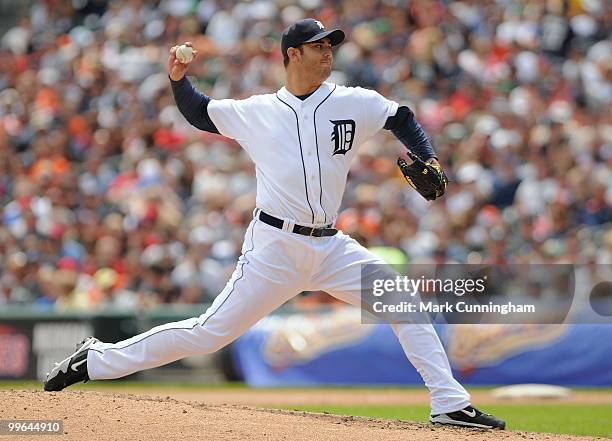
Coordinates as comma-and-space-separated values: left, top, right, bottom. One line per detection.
232, 308, 612, 386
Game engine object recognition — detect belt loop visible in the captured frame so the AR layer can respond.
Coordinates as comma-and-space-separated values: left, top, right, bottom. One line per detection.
284, 218, 295, 233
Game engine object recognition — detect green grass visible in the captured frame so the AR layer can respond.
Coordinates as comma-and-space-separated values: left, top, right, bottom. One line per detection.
0, 380, 249, 391
0, 381, 429, 391
283, 404, 612, 438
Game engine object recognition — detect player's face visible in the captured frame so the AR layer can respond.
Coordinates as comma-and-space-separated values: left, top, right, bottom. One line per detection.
300, 38, 333, 80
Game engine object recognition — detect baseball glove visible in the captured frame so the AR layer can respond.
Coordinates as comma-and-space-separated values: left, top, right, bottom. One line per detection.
397, 151, 448, 201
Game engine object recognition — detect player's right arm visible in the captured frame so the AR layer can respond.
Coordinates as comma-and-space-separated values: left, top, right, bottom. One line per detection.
167, 42, 220, 134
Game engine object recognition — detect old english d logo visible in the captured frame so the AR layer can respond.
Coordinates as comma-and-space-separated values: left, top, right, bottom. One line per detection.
330, 119, 355, 155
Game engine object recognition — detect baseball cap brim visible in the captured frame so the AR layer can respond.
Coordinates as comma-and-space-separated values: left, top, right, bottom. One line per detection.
303, 29, 345, 47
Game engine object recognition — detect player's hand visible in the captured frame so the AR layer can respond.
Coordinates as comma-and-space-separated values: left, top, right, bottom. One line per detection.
397, 153, 448, 201
167, 42, 198, 81
425, 158, 441, 169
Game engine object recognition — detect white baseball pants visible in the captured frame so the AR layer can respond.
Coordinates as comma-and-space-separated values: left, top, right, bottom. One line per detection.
87, 214, 470, 414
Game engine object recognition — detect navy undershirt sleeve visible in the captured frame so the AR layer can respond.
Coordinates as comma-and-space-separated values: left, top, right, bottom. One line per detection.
169, 76, 219, 134
384, 106, 436, 160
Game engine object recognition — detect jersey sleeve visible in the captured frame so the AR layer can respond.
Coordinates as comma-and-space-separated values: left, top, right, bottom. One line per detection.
207, 98, 254, 142
360, 88, 399, 139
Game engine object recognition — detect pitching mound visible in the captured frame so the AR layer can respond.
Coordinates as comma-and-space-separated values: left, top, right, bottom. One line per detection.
135, 387, 612, 407
1, 390, 605, 441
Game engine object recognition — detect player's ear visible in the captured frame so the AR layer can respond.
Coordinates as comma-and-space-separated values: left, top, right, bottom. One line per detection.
287, 46, 302, 64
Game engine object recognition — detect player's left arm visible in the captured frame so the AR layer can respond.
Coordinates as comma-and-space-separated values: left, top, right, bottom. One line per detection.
360, 89, 440, 168
385, 107, 448, 200
383, 106, 439, 167
360, 89, 446, 199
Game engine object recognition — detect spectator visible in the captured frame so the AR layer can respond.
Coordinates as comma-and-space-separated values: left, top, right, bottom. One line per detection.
0, 0, 610, 309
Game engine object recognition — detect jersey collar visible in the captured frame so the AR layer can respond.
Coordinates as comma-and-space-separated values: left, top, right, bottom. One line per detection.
278, 82, 334, 108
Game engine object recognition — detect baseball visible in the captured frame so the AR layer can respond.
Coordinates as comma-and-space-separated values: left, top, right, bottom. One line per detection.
175, 45, 194, 64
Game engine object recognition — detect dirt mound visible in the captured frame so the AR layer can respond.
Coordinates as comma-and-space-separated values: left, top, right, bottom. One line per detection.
135, 388, 612, 407
0, 390, 605, 441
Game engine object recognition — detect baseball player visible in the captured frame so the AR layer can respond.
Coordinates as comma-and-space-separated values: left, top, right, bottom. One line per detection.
44, 19, 504, 430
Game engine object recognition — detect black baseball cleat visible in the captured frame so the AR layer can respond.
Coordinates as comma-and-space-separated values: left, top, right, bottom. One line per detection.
43, 337, 98, 392
430, 405, 506, 429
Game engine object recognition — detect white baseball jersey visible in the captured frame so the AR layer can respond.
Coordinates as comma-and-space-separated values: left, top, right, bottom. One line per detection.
207, 82, 398, 226
84, 80, 471, 415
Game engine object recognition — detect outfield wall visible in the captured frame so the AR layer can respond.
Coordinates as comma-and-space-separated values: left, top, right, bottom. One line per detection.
232, 308, 612, 387
2, 305, 611, 385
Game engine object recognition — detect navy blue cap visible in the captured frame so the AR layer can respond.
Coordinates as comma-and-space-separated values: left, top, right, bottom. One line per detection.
281, 19, 345, 59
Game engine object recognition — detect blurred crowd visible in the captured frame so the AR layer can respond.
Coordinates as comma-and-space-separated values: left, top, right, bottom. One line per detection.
0, 0, 610, 310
